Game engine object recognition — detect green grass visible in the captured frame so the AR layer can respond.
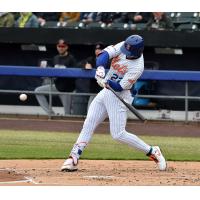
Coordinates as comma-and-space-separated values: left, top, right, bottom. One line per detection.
0, 130, 199, 161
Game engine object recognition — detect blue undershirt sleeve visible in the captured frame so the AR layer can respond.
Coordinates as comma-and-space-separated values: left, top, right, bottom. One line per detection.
96, 51, 109, 68
107, 80, 123, 92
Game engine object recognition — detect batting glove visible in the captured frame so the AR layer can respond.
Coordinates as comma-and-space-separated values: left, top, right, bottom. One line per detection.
96, 76, 107, 88
95, 66, 105, 79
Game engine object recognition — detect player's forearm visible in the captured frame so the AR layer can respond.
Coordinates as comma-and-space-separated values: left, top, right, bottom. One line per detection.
107, 80, 123, 92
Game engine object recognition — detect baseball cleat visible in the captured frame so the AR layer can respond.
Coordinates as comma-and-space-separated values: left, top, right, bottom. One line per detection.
61, 157, 78, 172
149, 146, 167, 171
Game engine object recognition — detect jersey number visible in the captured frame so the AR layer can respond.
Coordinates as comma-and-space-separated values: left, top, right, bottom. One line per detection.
111, 74, 122, 83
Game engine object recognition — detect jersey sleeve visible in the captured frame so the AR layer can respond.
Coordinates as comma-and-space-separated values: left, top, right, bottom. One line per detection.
120, 56, 144, 90
104, 41, 124, 59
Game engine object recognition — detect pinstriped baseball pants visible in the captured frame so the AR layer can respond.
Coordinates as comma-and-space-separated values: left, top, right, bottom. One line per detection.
71, 88, 151, 159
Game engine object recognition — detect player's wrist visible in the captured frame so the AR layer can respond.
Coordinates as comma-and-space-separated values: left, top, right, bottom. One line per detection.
95, 66, 105, 79
96, 77, 107, 88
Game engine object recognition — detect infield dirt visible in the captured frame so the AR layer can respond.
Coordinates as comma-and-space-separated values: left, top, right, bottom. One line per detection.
0, 159, 200, 186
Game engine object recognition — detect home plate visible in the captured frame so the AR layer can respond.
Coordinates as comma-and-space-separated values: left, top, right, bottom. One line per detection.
83, 175, 115, 180
0, 168, 37, 184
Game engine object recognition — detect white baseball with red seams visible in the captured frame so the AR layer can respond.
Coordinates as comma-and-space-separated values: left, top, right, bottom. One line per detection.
19, 93, 27, 101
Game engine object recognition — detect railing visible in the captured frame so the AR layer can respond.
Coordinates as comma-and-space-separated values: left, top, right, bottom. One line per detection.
0, 65, 200, 122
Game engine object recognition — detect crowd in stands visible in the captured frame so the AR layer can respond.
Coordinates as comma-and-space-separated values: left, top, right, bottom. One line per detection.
0, 12, 200, 30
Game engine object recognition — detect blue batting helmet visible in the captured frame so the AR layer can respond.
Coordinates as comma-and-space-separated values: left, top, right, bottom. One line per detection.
120, 35, 144, 58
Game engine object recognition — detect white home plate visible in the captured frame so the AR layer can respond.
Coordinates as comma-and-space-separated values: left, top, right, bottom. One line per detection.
0, 168, 37, 184
83, 175, 115, 180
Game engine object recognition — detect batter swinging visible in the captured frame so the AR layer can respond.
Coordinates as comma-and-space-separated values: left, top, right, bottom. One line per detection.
61, 35, 167, 172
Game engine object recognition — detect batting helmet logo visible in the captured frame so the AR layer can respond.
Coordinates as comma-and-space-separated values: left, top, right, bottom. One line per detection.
125, 43, 132, 51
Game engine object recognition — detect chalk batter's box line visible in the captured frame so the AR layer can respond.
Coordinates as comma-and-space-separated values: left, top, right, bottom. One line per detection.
0, 168, 38, 184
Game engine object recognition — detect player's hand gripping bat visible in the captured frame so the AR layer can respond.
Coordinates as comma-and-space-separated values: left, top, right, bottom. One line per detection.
106, 84, 146, 122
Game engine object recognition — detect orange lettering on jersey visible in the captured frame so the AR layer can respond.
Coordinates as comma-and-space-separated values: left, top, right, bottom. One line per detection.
113, 64, 120, 70
111, 56, 128, 75
128, 79, 136, 84
111, 56, 120, 65
118, 66, 128, 74
112, 64, 128, 74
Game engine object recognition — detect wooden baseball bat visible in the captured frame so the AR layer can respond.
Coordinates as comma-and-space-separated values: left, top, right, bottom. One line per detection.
106, 84, 146, 122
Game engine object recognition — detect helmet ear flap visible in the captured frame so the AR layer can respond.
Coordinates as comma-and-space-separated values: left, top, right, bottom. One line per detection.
137, 46, 144, 58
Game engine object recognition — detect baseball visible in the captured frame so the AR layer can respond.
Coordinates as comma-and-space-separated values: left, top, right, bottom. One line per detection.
19, 93, 27, 101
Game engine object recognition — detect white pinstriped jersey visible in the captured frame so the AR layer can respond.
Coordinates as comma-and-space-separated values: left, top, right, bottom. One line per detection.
104, 41, 144, 90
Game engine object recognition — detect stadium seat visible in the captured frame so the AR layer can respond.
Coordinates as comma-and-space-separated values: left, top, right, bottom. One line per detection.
193, 20, 200, 25
42, 21, 86, 29
59, 22, 82, 29
193, 13, 200, 25
173, 20, 191, 28
169, 12, 197, 18
170, 12, 198, 28
177, 23, 198, 31
42, 21, 58, 28
172, 17, 191, 26
193, 12, 200, 18
86, 22, 105, 29
177, 12, 196, 18
135, 23, 147, 30
106, 23, 129, 30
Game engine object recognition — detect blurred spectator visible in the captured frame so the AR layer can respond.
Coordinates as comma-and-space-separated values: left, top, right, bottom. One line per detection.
15, 12, 39, 28
35, 39, 77, 116
59, 12, 80, 24
146, 12, 174, 30
0, 12, 15, 27
76, 42, 105, 92
96, 12, 122, 24
80, 12, 97, 25
34, 12, 60, 26
130, 12, 151, 23
72, 42, 105, 115
120, 12, 150, 24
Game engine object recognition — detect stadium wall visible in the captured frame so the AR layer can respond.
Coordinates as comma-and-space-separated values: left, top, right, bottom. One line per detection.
0, 28, 200, 110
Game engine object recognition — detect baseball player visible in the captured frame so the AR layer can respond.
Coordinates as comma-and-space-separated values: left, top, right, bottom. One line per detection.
61, 35, 167, 172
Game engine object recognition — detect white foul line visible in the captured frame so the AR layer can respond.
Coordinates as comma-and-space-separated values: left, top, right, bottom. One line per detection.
83, 175, 116, 180
0, 176, 38, 184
